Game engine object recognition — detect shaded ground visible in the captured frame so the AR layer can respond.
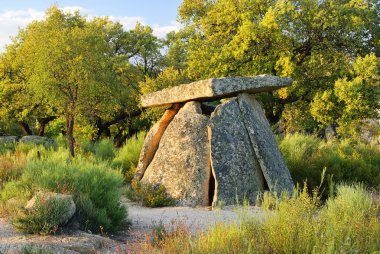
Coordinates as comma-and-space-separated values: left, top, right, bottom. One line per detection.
0, 200, 263, 253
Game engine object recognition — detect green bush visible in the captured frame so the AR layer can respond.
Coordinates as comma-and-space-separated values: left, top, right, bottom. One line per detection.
136, 184, 380, 253
0, 141, 16, 154
113, 132, 145, 182
279, 134, 380, 196
130, 179, 174, 208
93, 139, 115, 161
13, 197, 71, 235
1, 149, 127, 233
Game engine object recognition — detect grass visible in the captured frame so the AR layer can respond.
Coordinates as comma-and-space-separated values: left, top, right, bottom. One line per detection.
279, 133, 380, 197
113, 132, 145, 183
133, 184, 380, 254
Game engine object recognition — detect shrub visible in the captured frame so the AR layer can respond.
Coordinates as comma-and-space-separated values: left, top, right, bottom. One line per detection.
279, 134, 380, 197
1, 149, 127, 233
0, 141, 16, 154
93, 139, 115, 161
113, 132, 145, 182
13, 197, 71, 235
130, 179, 174, 208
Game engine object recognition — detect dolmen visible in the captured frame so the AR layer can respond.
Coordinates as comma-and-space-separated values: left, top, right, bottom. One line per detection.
134, 74, 294, 207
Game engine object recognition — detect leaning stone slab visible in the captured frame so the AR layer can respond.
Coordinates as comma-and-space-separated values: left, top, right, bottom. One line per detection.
142, 75, 292, 108
134, 104, 182, 180
141, 101, 211, 207
237, 93, 294, 194
209, 98, 265, 206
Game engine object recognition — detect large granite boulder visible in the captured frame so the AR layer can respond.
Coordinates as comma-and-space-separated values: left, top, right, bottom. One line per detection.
238, 93, 294, 193
0, 136, 18, 144
25, 191, 76, 225
134, 104, 181, 181
209, 98, 265, 205
20, 135, 55, 146
141, 101, 211, 207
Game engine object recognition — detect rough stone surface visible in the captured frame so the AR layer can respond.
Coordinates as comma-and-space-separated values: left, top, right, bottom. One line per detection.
0, 136, 18, 144
20, 135, 55, 146
141, 101, 211, 207
209, 98, 265, 205
237, 93, 294, 193
142, 75, 293, 108
25, 192, 76, 225
134, 104, 181, 180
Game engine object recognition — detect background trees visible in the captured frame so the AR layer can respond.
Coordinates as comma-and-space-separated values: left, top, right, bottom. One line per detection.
0, 0, 379, 156
176, 0, 379, 137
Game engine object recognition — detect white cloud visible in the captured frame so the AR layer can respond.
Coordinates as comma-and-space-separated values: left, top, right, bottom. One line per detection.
0, 8, 45, 50
107, 15, 144, 30
152, 21, 181, 38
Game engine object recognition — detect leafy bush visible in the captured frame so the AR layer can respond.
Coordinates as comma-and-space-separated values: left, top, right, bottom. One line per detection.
279, 134, 380, 196
13, 197, 71, 235
130, 179, 174, 208
1, 149, 127, 233
113, 132, 145, 182
135, 184, 380, 253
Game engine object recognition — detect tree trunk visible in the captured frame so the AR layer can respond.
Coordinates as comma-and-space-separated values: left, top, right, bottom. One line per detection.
37, 116, 57, 136
18, 121, 33, 135
66, 114, 75, 157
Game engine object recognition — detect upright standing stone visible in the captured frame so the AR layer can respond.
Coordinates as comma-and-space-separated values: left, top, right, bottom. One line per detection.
141, 101, 211, 206
237, 93, 294, 193
209, 98, 265, 205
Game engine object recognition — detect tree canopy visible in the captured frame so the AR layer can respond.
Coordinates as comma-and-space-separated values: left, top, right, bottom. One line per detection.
0, 1, 379, 152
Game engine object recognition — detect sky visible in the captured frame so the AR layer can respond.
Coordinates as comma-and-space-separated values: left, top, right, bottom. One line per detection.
0, 0, 183, 51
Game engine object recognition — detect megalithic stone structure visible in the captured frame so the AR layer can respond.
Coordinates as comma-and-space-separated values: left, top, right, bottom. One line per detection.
135, 74, 294, 207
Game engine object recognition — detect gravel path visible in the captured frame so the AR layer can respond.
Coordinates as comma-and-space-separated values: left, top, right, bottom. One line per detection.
0, 201, 263, 253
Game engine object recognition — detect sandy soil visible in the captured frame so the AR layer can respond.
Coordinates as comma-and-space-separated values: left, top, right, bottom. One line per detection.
0, 201, 263, 253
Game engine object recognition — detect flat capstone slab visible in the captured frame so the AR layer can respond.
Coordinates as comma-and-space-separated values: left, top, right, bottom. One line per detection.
141, 75, 292, 108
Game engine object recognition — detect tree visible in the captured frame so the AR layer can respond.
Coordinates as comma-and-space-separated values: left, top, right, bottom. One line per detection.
0, 42, 57, 136
15, 7, 119, 157
311, 53, 379, 138
177, 0, 379, 134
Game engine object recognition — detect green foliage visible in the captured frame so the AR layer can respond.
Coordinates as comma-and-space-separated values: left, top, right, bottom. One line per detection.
93, 139, 115, 161
112, 132, 145, 182
1, 148, 127, 233
13, 197, 70, 235
20, 245, 54, 254
177, 0, 379, 133
311, 53, 380, 138
136, 184, 380, 253
0, 151, 26, 190
130, 179, 174, 208
279, 134, 380, 196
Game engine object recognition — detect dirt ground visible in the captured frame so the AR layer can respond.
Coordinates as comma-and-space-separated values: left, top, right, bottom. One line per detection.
0, 200, 263, 253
